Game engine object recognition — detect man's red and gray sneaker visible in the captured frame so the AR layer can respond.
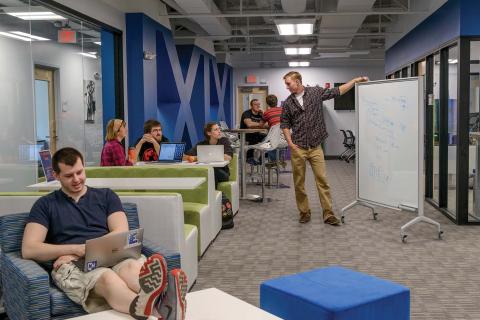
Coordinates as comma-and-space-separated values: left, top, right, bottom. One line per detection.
129, 253, 168, 320
156, 269, 188, 320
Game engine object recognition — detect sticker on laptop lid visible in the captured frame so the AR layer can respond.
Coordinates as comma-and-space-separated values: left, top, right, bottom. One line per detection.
125, 230, 142, 248
86, 260, 97, 272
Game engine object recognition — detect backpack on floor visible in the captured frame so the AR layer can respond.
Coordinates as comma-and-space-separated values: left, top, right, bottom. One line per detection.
221, 193, 234, 229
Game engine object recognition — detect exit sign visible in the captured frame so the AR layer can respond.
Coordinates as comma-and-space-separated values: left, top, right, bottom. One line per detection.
58, 29, 76, 43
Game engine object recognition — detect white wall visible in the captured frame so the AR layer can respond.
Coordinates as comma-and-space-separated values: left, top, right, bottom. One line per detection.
0, 36, 37, 191
32, 41, 103, 164
233, 65, 385, 156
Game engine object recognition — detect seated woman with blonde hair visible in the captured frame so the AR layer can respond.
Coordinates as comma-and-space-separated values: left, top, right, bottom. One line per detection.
100, 119, 133, 166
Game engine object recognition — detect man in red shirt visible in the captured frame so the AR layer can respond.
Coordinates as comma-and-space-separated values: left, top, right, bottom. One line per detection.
262, 94, 286, 165
262, 94, 282, 127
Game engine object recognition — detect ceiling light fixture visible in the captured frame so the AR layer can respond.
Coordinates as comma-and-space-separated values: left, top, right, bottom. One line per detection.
289, 61, 310, 67
10, 31, 49, 41
275, 19, 315, 36
278, 24, 295, 36
4, 7, 66, 20
94, 41, 101, 45
296, 24, 314, 35
284, 47, 312, 55
79, 52, 97, 59
0, 31, 31, 42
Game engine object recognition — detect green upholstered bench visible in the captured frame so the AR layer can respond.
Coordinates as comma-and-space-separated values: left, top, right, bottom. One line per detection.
85, 166, 218, 255
218, 153, 239, 215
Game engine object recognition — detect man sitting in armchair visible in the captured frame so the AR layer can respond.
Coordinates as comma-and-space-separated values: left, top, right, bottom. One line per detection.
22, 147, 187, 320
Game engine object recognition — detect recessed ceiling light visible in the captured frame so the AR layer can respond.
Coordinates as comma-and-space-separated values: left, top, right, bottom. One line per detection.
94, 41, 101, 45
289, 61, 310, 67
285, 48, 298, 55
0, 31, 31, 42
79, 52, 97, 59
277, 24, 295, 36
4, 7, 66, 20
10, 31, 49, 41
285, 47, 312, 55
296, 24, 313, 35
275, 19, 315, 36
298, 47, 312, 55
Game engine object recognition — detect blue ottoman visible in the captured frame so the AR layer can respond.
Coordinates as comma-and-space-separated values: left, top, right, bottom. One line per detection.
260, 266, 409, 320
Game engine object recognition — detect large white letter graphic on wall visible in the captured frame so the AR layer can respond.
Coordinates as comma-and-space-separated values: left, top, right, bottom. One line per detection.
163, 39, 200, 143
211, 60, 229, 121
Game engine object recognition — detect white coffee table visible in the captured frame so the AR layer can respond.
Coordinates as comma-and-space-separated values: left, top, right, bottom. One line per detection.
71, 288, 281, 319
186, 287, 281, 319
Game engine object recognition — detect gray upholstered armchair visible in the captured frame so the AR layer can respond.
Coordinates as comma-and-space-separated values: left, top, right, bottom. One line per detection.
0, 203, 180, 320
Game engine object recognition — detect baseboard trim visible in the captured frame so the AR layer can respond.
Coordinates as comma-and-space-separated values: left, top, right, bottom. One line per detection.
325, 155, 339, 160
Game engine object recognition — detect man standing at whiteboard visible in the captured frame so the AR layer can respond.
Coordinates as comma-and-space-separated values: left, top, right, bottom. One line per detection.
281, 71, 368, 224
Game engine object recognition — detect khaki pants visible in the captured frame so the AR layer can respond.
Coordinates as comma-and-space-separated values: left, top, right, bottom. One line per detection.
290, 146, 334, 218
51, 255, 147, 313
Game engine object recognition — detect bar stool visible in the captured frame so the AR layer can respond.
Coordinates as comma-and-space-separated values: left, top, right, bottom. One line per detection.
246, 125, 288, 201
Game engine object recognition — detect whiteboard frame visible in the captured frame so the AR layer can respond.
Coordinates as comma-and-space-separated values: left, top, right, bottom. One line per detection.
355, 77, 424, 214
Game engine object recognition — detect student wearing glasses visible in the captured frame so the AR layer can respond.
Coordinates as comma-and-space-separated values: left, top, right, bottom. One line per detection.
134, 119, 170, 162
100, 119, 133, 166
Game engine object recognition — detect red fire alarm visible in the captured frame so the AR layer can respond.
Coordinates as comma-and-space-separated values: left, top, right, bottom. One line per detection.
325, 82, 331, 89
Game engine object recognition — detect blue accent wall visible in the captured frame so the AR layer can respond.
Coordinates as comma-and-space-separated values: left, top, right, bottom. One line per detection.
385, 0, 460, 74
386, 0, 480, 74
100, 30, 115, 138
125, 13, 233, 149
459, 0, 480, 36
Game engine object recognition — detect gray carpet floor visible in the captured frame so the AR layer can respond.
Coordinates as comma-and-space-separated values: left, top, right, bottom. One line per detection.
192, 160, 480, 320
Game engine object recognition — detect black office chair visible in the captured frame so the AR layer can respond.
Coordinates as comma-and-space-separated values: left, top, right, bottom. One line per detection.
339, 130, 352, 160
339, 130, 355, 162
345, 130, 356, 163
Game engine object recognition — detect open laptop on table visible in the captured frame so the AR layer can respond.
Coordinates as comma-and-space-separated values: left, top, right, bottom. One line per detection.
156, 142, 185, 163
73, 228, 144, 272
197, 145, 224, 163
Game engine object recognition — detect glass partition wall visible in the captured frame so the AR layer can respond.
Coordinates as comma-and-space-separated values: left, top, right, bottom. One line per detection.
388, 38, 480, 224
0, 0, 121, 191
468, 40, 480, 222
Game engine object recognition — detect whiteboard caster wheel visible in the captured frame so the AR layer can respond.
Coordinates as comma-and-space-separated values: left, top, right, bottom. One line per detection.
401, 234, 407, 243
373, 212, 378, 220
341, 216, 345, 224
438, 231, 443, 240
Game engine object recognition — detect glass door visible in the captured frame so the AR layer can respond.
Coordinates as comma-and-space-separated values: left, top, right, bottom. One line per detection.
34, 67, 57, 154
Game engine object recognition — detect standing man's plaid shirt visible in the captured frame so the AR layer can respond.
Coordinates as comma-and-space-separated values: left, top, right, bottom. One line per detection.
281, 86, 340, 148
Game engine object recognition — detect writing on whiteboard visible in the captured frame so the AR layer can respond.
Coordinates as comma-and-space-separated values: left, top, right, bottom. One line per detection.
368, 162, 390, 184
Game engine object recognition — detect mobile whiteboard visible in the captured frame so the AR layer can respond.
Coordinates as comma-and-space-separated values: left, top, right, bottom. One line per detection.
356, 77, 423, 210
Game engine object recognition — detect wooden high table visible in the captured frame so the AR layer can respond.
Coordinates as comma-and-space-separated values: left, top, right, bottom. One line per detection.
225, 128, 268, 201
